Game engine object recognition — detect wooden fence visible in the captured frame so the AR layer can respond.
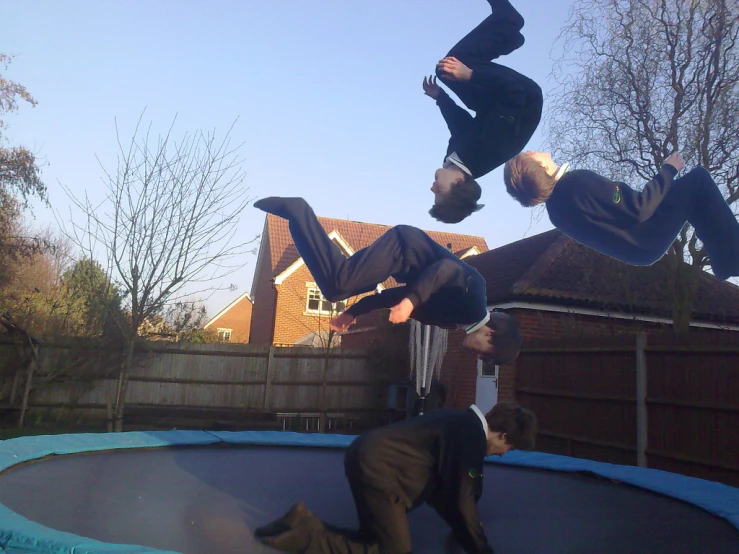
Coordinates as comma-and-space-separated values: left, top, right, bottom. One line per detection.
515, 332, 739, 487
0, 337, 395, 431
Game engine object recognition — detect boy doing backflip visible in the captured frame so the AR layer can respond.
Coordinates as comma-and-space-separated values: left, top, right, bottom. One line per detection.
425, 0, 543, 224
254, 196, 523, 365
504, 150, 739, 280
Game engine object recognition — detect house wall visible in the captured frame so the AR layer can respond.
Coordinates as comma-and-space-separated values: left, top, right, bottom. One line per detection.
249, 238, 277, 345
273, 264, 376, 346
274, 264, 322, 346
209, 299, 253, 343
414, 308, 739, 411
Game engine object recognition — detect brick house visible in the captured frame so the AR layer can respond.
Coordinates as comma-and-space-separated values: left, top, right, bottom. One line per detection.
345, 229, 739, 413
248, 213, 488, 347
203, 291, 253, 343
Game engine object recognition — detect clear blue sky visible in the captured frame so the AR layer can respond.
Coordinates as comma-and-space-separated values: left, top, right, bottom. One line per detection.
3, 0, 575, 316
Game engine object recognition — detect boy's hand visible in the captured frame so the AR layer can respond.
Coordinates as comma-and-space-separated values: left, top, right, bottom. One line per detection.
389, 298, 414, 324
436, 57, 472, 82
423, 75, 442, 99
330, 312, 356, 333
665, 152, 685, 172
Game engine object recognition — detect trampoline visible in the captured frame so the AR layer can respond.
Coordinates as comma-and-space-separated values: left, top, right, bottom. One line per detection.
0, 431, 738, 554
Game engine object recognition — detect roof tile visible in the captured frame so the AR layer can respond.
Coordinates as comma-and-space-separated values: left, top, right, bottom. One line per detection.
466, 229, 739, 323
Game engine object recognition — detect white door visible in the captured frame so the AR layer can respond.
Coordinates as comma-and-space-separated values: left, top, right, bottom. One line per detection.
475, 360, 498, 413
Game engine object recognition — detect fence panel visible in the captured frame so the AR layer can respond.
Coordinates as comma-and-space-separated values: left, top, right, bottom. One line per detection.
0, 337, 386, 430
515, 334, 739, 487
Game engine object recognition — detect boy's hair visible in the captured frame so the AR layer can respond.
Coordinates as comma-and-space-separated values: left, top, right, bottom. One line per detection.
429, 174, 484, 224
485, 312, 523, 366
485, 400, 537, 450
503, 153, 558, 207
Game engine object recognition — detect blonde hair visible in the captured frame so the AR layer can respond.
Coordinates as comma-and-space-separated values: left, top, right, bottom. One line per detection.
503, 153, 558, 207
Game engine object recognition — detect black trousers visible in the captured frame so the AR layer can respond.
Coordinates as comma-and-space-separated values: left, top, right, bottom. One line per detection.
284, 199, 422, 302
631, 167, 739, 279
436, 0, 528, 113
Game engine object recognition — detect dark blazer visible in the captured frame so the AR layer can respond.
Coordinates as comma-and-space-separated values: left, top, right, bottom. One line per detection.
546, 164, 679, 265
437, 73, 543, 179
344, 227, 488, 329
344, 408, 492, 554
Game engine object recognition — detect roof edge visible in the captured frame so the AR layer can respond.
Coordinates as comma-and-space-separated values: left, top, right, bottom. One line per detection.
204, 291, 253, 329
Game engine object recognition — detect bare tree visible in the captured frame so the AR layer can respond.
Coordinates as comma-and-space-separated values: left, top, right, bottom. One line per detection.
546, 0, 739, 332
62, 113, 256, 431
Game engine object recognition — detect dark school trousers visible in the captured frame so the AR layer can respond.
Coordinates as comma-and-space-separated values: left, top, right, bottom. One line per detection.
632, 167, 739, 280
295, 461, 413, 554
283, 199, 418, 302
435, 0, 529, 114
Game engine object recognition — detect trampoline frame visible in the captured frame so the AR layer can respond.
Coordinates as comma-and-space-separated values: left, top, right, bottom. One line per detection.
1, 430, 738, 554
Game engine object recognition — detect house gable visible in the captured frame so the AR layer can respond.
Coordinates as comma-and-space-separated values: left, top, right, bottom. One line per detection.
274, 230, 356, 285
204, 291, 253, 343
204, 292, 252, 329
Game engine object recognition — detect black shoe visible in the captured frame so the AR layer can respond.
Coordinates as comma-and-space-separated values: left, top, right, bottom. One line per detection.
260, 517, 324, 553
255, 502, 316, 538
253, 197, 306, 219
487, 0, 525, 28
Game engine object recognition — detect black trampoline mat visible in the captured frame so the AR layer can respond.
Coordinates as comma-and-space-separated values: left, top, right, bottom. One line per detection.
0, 445, 737, 554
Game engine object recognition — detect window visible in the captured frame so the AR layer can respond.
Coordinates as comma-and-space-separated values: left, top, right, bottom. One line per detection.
217, 328, 232, 342
306, 287, 346, 314
480, 359, 498, 377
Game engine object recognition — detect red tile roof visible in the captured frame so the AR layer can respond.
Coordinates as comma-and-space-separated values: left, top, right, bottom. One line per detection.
465, 229, 739, 323
266, 214, 489, 278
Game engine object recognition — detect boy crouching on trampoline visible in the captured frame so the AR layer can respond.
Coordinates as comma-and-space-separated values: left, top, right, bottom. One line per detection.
254, 401, 537, 554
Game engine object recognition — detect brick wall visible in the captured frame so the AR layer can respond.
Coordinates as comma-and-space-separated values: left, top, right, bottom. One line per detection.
346, 320, 480, 410
272, 265, 378, 346
274, 264, 321, 345
249, 238, 277, 345
208, 297, 253, 343
436, 329, 479, 409
402, 307, 739, 410
509, 308, 675, 340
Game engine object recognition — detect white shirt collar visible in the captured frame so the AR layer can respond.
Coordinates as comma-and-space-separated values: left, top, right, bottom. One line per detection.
445, 151, 473, 176
554, 162, 570, 181
459, 311, 490, 335
469, 404, 489, 439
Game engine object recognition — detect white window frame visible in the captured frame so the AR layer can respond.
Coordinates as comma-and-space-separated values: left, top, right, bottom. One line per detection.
217, 328, 232, 342
305, 285, 346, 315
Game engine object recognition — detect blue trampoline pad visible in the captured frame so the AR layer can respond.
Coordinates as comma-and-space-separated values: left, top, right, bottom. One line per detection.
0, 433, 737, 554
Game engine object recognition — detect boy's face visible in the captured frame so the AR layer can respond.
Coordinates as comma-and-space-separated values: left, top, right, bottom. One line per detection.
431, 165, 464, 205
487, 431, 512, 456
462, 325, 495, 359
524, 151, 555, 174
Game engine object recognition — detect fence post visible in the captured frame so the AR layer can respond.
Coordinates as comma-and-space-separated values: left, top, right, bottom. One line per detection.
263, 346, 275, 410
636, 332, 648, 468
18, 342, 40, 429
9, 369, 22, 406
